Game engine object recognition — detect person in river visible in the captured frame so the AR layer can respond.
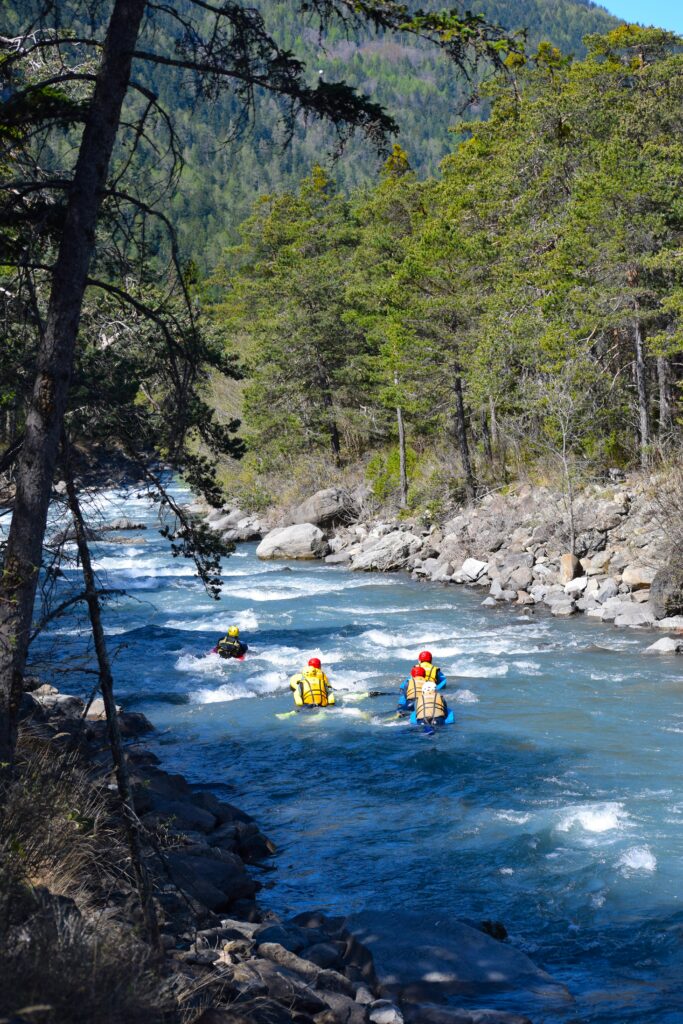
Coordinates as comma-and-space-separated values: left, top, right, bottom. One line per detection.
215, 625, 248, 659
289, 657, 335, 708
414, 679, 449, 727
398, 665, 427, 713
415, 650, 447, 688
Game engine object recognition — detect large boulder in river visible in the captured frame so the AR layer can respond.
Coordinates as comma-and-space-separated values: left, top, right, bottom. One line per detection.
650, 565, 683, 619
256, 524, 329, 560
289, 488, 356, 529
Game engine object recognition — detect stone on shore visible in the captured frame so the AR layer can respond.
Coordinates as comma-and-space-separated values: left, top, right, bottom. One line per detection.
643, 637, 683, 654
622, 564, 656, 590
564, 576, 588, 595
559, 553, 580, 584
650, 566, 683, 619
456, 558, 489, 583
256, 524, 329, 560
289, 487, 356, 529
613, 603, 656, 628
351, 531, 422, 572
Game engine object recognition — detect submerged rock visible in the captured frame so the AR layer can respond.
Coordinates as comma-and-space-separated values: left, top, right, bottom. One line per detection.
643, 637, 683, 654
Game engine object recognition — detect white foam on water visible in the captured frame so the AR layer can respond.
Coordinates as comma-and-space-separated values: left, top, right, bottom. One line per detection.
499, 868, 515, 875
191, 668, 287, 703
164, 609, 259, 632
513, 660, 542, 675
496, 810, 531, 825
452, 689, 479, 703
617, 846, 657, 873
456, 661, 509, 678
334, 707, 369, 721
557, 802, 628, 835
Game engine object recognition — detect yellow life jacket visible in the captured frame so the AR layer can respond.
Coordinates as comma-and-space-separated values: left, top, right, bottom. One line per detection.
415, 688, 447, 721
405, 674, 426, 700
289, 668, 334, 707
419, 660, 439, 683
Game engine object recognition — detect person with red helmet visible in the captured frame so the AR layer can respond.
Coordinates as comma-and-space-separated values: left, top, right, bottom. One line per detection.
289, 657, 335, 707
398, 664, 427, 713
415, 650, 447, 689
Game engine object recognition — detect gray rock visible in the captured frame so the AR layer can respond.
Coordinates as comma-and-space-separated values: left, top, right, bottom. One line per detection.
651, 566, 683, 619
351, 532, 422, 573
85, 696, 120, 720
325, 549, 355, 565
34, 693, 84, 716
320, 991, 368, 1024
596, 578, 619, 603
481, 597, 497, 608
564, 576, 588, 595
290, 488, 355, 529
166, 851, 257, 910
656, 616, 683, 630
550, 600, 576, 617
643, 637, 683, 654
369, 1000, 404, 1024
622, 564, 656, 590
256, 523, 329, 560
600, 596, 631, 621
458, 558, 489, 583
148, 797, 217, 833
613, 603, 656, 628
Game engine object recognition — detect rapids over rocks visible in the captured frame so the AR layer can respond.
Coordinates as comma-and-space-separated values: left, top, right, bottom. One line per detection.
30, 484, 683, 1022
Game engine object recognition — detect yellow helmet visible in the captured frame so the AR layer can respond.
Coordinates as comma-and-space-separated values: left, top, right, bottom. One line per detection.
227, 625, 240, 637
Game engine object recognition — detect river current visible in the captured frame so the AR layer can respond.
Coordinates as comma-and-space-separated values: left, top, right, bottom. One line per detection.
25, 484, 683, 1022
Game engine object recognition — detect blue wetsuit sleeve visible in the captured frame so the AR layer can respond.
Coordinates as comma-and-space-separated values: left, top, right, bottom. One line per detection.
436, 669, 447, 690
400, 678, 408, 693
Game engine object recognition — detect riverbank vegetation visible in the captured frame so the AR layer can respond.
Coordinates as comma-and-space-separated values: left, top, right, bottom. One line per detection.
215, 26, 683, 516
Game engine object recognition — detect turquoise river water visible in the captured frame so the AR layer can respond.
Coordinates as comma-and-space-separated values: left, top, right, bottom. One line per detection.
23, 484, 683, 1022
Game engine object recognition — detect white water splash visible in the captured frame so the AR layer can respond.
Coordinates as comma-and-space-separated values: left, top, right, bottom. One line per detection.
617, 846, 657, 873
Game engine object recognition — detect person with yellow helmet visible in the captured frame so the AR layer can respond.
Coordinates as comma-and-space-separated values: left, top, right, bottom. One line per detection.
289, 657, 335, 708
215, 625, 248, 659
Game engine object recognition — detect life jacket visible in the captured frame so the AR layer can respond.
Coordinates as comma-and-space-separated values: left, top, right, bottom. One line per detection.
218, 635, 245, 658
290, 668, 334, 707
418, 660, 440, 684
415, 688, 447, 721
405, 674, 426, 700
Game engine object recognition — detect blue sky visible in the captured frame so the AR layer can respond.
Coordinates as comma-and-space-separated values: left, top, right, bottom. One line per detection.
603, 1, 683, 33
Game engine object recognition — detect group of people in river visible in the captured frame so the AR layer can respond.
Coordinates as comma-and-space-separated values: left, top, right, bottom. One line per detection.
215, 626, 451, 730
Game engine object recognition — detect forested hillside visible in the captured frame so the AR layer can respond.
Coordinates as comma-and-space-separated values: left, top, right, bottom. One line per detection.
216, 27, 683, 513
160, 0, 620, 264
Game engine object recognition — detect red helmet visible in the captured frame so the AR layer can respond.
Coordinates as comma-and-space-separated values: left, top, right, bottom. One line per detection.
419, 650, 432, 663
308, 657, 322, 669
411, 666, 426, 677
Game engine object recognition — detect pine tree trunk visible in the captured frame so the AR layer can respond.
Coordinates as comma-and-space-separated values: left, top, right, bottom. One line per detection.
396, 404, 408, 508
0, 0, 146, 768
64, 447, 159, 949
657, 355, 674, 439
634, 319, 650, 468
480, 410, 493, 466
454, 374, 476, 501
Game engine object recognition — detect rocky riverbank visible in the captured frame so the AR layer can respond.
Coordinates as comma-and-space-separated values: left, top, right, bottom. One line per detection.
201, 475, 683, 641
11, 684, 541, 1024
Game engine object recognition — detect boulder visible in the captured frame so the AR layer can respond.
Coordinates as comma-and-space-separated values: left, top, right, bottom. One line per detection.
325, 549, 354, 565
289, 488, 355, 529
457, 558, 489, 583
166, 851, 257, 911
656, 616, 683, 630
550, 600, 576, 617
622, 564, 656, 590
595, 578, 619, 604
564, 576, 588, 596
559, 553, 580, 584
643, 637, 683, 654
599, 597, 631, 621
613, 603, 656, 628
256, 524, 329, 561
650, 566, 683, 619
34, 693, 84, 716
85, 696, 121, 720
369, 1001, 404, 1024
351, 532, 421, 573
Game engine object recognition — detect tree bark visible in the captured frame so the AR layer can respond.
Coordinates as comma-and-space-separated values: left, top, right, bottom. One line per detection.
454, 374, 476, 501
64, 446, 159, 949
657, 355, 674, 439
396, 404, 408, 509
634, 319, 650, 468
480, 410, 493, 467
0, 0, 146, 768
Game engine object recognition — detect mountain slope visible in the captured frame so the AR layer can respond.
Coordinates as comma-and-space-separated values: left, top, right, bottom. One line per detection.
160, 0, 620, 266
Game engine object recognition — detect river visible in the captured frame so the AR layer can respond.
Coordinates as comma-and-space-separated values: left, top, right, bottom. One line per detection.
27, 483, 683, 1022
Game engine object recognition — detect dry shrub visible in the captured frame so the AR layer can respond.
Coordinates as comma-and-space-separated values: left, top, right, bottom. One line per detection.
0, 730, 172, 1024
